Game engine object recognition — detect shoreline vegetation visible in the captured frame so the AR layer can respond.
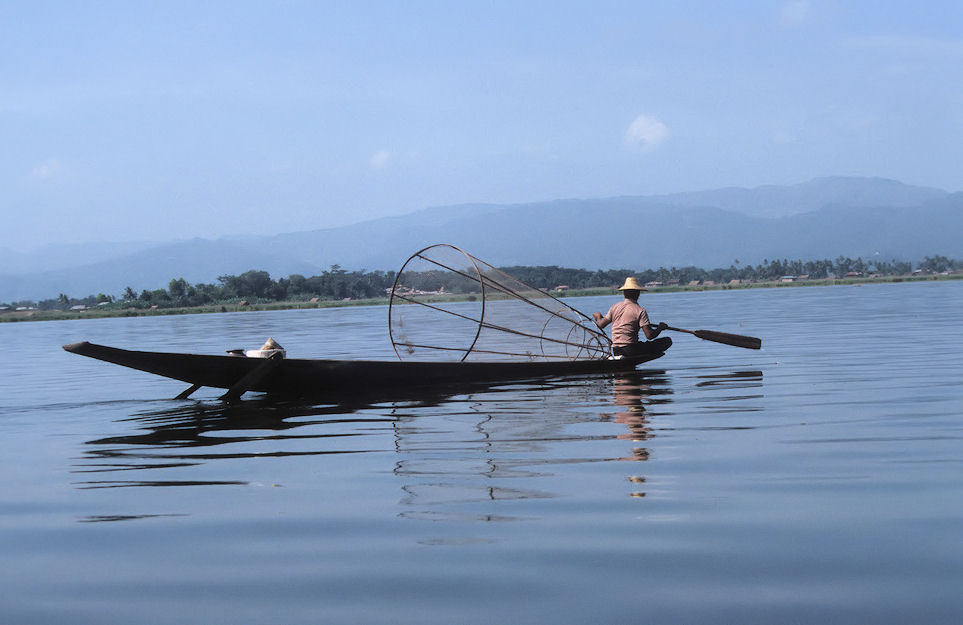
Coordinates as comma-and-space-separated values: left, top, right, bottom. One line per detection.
3, 255, 961, 323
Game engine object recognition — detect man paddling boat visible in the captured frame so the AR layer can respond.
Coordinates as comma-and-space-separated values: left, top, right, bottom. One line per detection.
592, 277, 672, 358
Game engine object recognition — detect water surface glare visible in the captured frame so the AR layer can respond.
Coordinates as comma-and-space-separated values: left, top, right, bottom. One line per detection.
1, 281, 961, 624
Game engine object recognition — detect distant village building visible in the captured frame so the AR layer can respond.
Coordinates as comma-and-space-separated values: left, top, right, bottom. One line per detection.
554, 285, 569, 292
780, 276, 796, 282
844, 271, 863, 278
645, 281, 663, 288
69, 305, 87, 311
688, 280, 700, 287
729, 279, 741, 285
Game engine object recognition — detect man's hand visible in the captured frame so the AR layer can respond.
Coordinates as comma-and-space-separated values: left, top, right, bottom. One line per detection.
592, 312, 604, 328
647, 322, 668, 338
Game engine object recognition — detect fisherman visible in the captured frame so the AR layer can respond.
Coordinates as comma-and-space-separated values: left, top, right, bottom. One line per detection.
592, 277, 672, 357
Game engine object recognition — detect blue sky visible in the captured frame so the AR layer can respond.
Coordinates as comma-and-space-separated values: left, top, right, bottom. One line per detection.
2, 1, 961, 251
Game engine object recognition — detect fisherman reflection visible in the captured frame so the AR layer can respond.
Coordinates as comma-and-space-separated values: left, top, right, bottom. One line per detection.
600, 374, 656, 462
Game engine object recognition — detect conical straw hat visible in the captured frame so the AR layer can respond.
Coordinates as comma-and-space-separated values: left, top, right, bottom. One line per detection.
260, 338, 283, 350
617, 277, 646, 291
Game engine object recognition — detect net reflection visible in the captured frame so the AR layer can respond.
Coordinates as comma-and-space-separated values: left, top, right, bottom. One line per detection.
393, 371, 673, 518
390, 385, 567, 521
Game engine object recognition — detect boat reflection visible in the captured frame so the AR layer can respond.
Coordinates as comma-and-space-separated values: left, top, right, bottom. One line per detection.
74, 390, 459, 490
74, 379, 572, 488
74, 371, 678, 521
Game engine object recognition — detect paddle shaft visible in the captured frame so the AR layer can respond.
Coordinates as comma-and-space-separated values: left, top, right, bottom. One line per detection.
659, 325, 762, 350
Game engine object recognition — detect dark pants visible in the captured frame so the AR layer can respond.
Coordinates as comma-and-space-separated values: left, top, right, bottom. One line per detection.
613, 336, 672, 357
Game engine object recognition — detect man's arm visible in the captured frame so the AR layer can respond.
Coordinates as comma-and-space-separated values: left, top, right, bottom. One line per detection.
592, 311, 611, 329
642, 322, 668, 340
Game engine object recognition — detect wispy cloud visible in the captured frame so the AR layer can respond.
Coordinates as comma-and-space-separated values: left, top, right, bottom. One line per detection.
368, 149, 390, 169
519, 142, 560, 161
778, 0, 812, 27
843, 35, 963, 56
623, 114, 670, 151
772, 130, 798, 145
30, 158, 65, 181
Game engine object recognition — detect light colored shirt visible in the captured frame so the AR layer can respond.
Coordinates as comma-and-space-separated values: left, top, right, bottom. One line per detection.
597, 299, 650, 346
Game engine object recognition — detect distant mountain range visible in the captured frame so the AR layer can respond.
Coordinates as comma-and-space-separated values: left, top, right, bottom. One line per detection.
2, 176, 960, 302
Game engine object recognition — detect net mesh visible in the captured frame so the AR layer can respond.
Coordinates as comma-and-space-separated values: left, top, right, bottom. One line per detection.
389, 244, 611, 362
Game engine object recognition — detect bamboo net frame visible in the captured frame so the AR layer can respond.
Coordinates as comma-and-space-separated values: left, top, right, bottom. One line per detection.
388, 244, 611, 362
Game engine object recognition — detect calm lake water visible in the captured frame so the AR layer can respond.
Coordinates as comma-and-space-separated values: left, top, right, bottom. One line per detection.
1, 281, 961, 624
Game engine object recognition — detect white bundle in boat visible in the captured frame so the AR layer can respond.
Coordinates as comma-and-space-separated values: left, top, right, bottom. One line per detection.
244, 338, 286, 358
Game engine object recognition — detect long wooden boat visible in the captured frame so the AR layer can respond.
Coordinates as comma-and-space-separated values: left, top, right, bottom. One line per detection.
63, 341, 668, 400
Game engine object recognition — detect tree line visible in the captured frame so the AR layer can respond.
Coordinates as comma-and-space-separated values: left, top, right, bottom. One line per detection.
3, 255, 960, 311
506, 255, 947, 289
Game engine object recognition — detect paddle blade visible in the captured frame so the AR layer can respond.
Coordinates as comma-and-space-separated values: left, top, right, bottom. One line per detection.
692, 329, 762, 350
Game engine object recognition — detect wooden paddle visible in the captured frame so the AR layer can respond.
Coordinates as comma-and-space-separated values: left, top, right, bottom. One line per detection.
660, 325, 762, 350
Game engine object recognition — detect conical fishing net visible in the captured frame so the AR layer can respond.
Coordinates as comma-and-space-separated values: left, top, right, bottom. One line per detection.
389, 244, 611, 362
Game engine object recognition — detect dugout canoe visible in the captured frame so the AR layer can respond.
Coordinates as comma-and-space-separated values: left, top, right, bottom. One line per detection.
62, 341, 668, 400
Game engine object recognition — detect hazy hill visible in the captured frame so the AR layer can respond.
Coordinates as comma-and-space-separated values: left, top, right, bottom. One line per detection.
0, 239, 320, 302
2, 177, 960, 302
264, 180, 958, 270
647, 176, 947, 218
0, 240, 163, 275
